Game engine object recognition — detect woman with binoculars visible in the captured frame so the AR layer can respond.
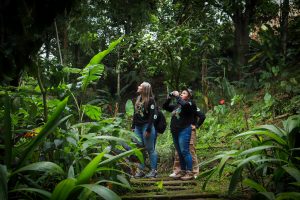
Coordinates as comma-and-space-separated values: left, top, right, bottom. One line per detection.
163, 88, 197, 180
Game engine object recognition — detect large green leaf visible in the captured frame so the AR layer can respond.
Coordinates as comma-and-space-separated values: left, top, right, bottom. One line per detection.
18, 97, 70, 167
198, 168, 216, 179
95, 179, 130, 189
99, 148, 138, 166
12, 161, 64, 176
78, 184, 121, 200
259, 192, 275, 200
116, 174, 131, 188
133, 148, 144, 164
284, 115, 300, 149
283, 115, 300, 134
234, 130, 287, 146
255, 158, 288, 165
50, 178, 76, 200
233, 155, 262, 168
10, 188, 51, 199
93, 135, 128, 143
290, 182, 300, 187
125, 99, 134, 117
68, 165, 75, 178
228, 167, 242, 195
217, 155, 231, 178
76, 151, 106, 185
79, 64, 104, 91
87, 36, 123, 67
258, 125, 286, 137
0, 165, 8, 200
82, 104, 102, 121
97, 167, 130, 177
282, 166, 300, 182
276, 192, 300, 200
240, 145, 277, 156
79, 36, 123, 91
199, 150, 239, 167
243, 178, 267, 192
202, 168, 217, 190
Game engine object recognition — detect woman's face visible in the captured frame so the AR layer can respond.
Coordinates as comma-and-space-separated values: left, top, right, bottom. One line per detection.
137, 84, 143, 93
180, 90, 190, 100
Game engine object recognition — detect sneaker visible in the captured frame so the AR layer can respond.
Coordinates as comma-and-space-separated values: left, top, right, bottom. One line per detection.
144, 169, 157, 178
134, 171, 145, 178
180, 170, 194, 181
169, 172, 178, 178
170, 170, 186, 179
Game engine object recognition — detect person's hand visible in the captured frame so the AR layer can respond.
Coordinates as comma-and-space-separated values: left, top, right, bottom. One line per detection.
173, 91, 179, 97
144, 131, 150, 138
191, 124, 196, 130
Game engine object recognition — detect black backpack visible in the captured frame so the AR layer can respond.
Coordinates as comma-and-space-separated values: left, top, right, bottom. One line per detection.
153, 108, 167, 134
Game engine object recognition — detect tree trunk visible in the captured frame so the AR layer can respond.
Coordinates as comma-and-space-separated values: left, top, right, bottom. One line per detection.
233, 8, 250, 80
63, 23, 68, 63
280, 0, 289, 60
54, 20, 63, 65
231, 0, 258, 80
45, 33, 50, 60
37, 64, 48, 122
116, 48, 120, 100
201, 52, 208, 110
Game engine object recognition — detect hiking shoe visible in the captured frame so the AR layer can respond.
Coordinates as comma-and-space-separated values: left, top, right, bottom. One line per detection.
180, 170, 194, 181
144, 169, 157, 178
169, 171, 179, 178
170, 170, 186, 179
134, 171, 145, 178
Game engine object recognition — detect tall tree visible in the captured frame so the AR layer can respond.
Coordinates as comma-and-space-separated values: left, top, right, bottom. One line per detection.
280, 0, 290, 59
0, 0, 75, 86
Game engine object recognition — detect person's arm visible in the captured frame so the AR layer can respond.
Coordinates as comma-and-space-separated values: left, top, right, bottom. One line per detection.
163, 98, 176, 112
131, 118, 135, 130
131, 106, 136, 131
146, 98, 156, 132
195, 109, 206, 128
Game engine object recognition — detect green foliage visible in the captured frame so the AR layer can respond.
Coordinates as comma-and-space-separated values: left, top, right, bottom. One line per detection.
125, 99, 134, 117
199, 115, 300, 196
0, 165, 8, 200
0, 36, 137, 200
1, 0, 300, 199
18, 97, 70, 167
79, 36, 123, 91
82, 104, 102, 121
12, 162, 64, 176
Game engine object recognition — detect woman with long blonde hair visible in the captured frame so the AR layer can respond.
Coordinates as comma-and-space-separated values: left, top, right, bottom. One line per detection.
132, 82, 158, 178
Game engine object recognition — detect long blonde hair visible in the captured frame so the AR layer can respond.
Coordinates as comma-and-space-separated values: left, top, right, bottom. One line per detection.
135, 82, 154, 111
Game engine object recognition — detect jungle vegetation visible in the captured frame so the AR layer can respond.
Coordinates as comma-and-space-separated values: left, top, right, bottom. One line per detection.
0, 0, 300, 199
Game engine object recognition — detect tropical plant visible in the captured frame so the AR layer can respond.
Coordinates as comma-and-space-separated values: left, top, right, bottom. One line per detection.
199, 115, 300, 199
0, 96, 70, 199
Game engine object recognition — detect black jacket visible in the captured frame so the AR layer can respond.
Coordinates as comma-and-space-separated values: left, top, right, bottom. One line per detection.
132, 97, 155, 132
193, 108, 206, 128
163, 96, 197, 134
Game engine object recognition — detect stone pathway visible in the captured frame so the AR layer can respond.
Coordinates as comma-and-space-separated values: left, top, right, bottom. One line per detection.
122, 177, 229, 200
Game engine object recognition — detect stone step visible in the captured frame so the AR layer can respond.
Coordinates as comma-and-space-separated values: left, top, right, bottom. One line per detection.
130, 178, 199, 186
132, 185, 196, 192
123, 176, 230, 200
122, 192, 227, 200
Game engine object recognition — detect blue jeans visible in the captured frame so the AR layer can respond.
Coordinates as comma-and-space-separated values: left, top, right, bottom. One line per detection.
172, 126, 192, 171
134, 124, 158, 170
